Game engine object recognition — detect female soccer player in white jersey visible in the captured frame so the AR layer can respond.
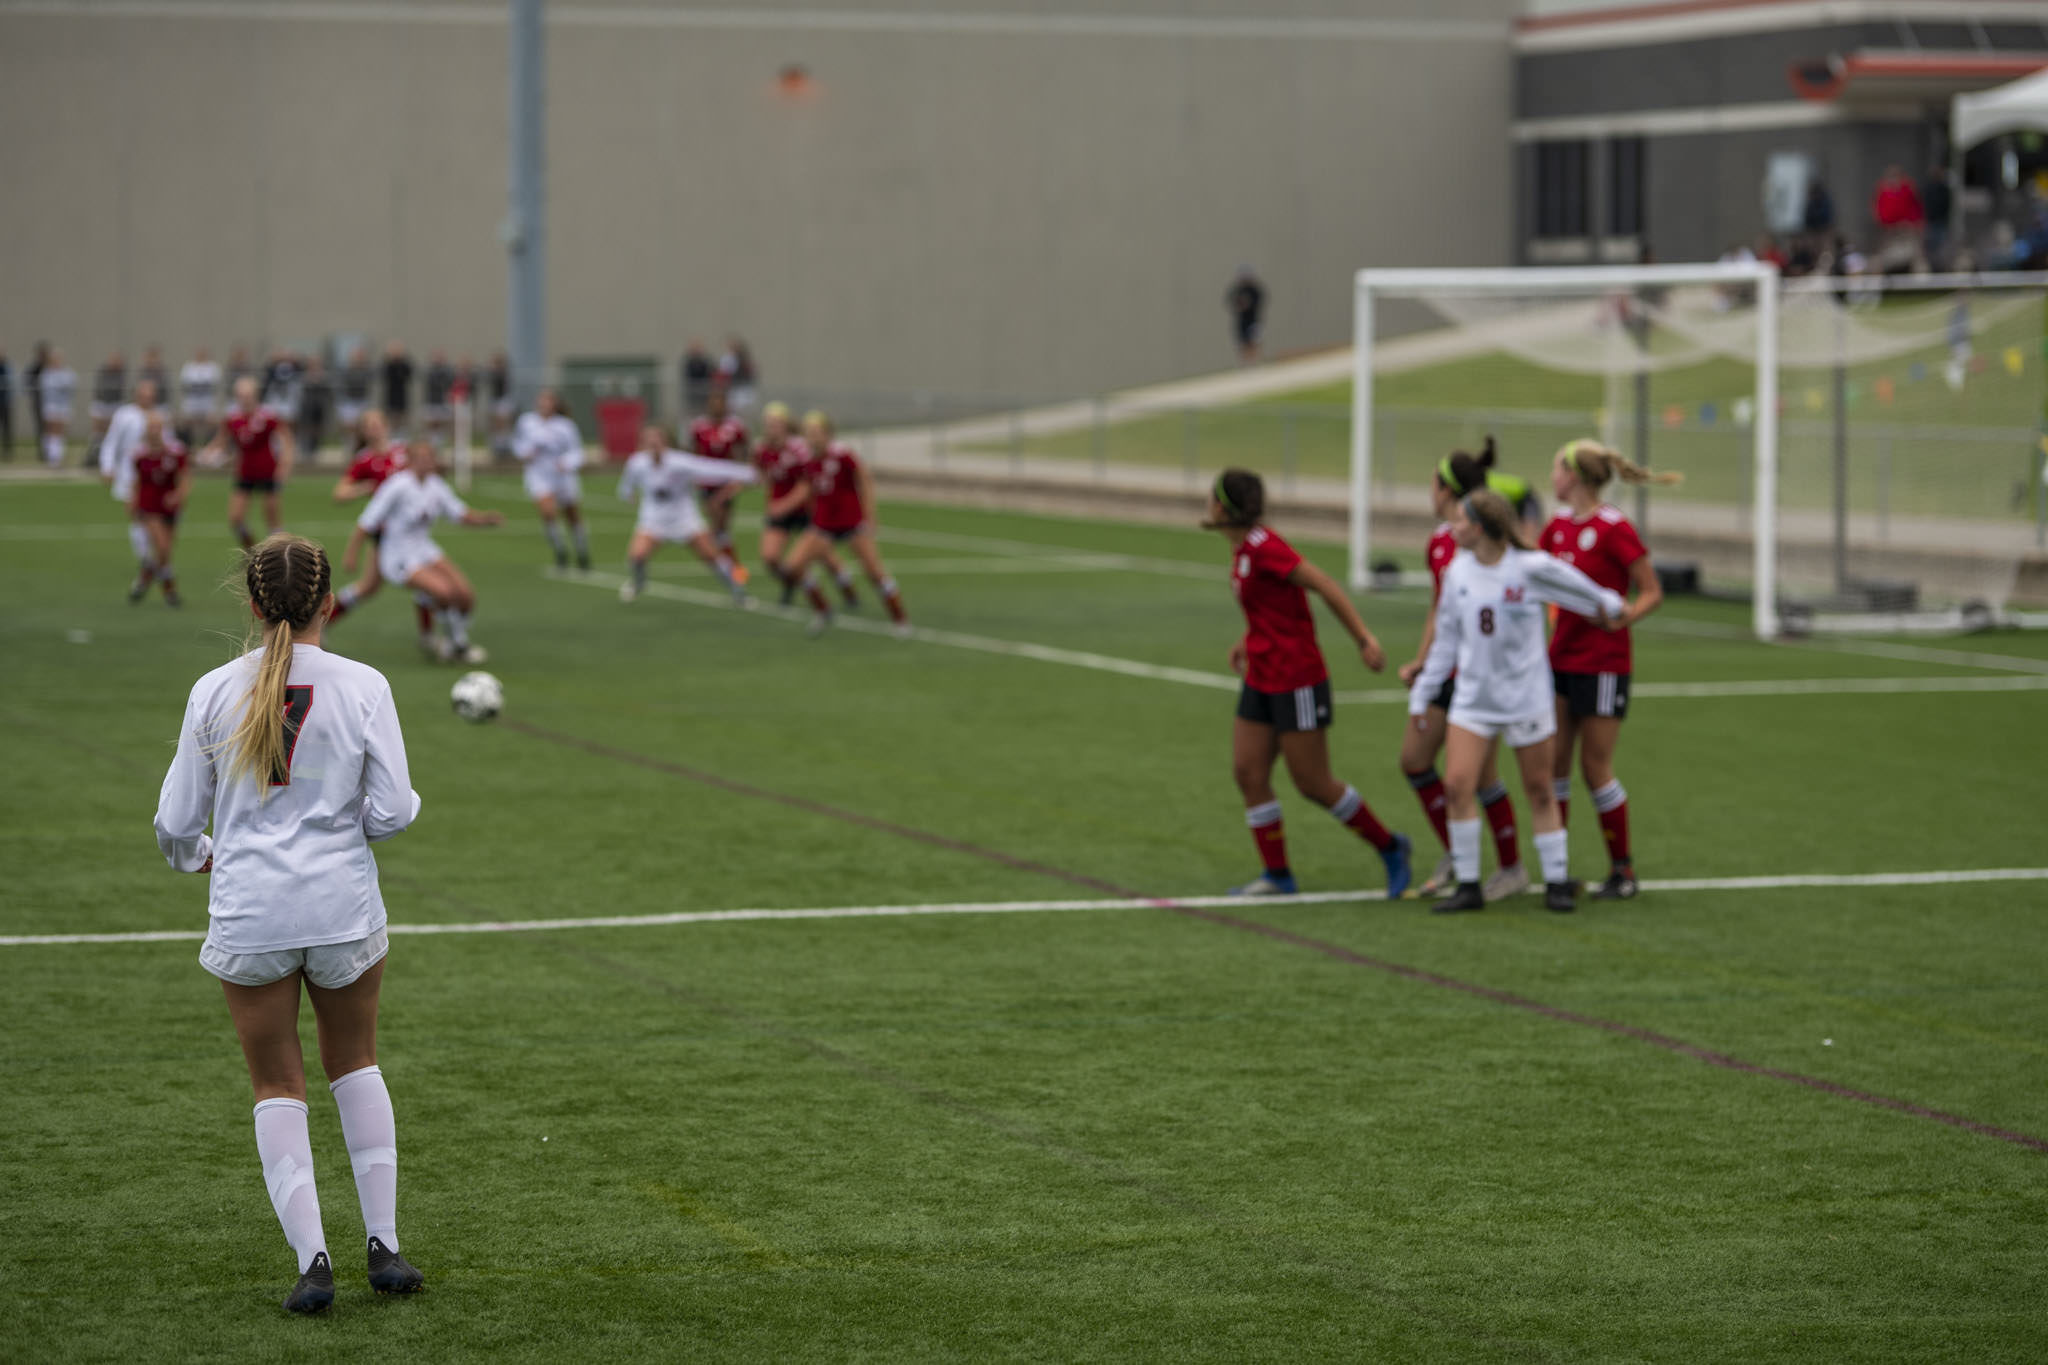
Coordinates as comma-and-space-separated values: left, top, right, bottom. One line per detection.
38, 348, 76, 467
1208, 468, 1412, 899
511, 388, 589, 570
616, 423, 760, 604
1399, 442, 1532, 901
1544, 439, 1681, 900
349, 440, 504, 663
1408, 488, 1625, 914
154, 533, 425, 1313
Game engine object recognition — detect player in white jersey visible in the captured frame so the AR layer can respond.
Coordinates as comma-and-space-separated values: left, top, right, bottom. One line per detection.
96, 378, 165, 596
1407, 489, 1625, 915
153, 534, 427, 1313
178, 346, 223, 447
615, 424, 758, 604
38, 348, 76, 467
349, 439, 504, 663
511, 388, 590, 570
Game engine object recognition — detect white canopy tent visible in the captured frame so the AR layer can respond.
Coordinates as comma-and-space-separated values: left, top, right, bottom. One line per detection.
1952, 67, 2048, 152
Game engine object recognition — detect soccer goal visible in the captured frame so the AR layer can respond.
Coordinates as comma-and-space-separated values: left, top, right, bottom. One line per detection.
1350, 264, 2048, 640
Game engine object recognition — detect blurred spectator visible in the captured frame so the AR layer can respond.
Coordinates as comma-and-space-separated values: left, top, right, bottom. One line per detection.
1752, 233, 1787, 270
177, 345, 221, 447
0, 348, 12, 458
423, 349, 455, 436
486, 350, 513, 453
91, 351, 127, 454
1802, 178, 1836, 238
719, 336, 759, 413
226, 344, 257, 390
27, 342, 48, 453
1872, 165, 1925, 273
382, 342, 414, 430
40, 347, 76, 467
1226, 266, 1265, 363
298, 357, 332, 454
1921, 165, 1954, 267
338, 346, 374, 446
138, 345, 168, 397
261, 349, 302, 420
683, 341, 713, 414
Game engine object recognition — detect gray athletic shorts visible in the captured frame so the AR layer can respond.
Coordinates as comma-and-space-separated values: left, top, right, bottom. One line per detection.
200, 928, 389, 989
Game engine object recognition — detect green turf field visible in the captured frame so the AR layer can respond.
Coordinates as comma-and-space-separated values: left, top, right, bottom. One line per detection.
970, 304, 2048, 526
4, 473, 2047, 1362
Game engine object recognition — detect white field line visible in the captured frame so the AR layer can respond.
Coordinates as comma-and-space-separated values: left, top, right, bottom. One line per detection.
652, 556, 1099, 578
9, 869, 2048, 947
566, 569, 2048, 703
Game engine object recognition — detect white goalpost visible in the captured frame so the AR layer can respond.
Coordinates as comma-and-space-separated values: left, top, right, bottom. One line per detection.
1351, 263, 2048, 641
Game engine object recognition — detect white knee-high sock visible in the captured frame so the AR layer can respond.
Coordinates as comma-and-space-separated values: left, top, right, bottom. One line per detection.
126, 522, 153, 566
253, 1098, 328, 1273
1534, 828, 1570, 885
330, 1065, 399, 1250
571, 521, 590, 557
1449, 818, 1483, 885
542, 521, 567, 556
44, 433, 63, 466
441, 607, 470, 647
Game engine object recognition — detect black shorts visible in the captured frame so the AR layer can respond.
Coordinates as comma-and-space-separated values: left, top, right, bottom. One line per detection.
767, 509, 810, 534
235, 477, 278, 494
1425, 674, 1456, 712
818, 524, 861, 544
1555, 670, 1631, 720
1235, 316, 1261, 347
1235, 680, 1333, 733
140, 508, 179, 527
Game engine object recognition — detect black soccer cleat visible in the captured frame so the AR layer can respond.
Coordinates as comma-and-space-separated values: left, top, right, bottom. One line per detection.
127, 577, 150, 603
283, 1250, 335, 1314
1431, 881, 1486, 915
552, 548, 569, 570
576, 554, 592, 572
1589, 870, 1639, 901
1544, 882, 1578, 913
367, 1236, 423, 1295
778, 578, 797, 607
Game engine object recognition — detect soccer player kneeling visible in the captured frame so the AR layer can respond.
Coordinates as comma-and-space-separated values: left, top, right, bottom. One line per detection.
1407, 490, 1625, 914
154, 534, 426, 1312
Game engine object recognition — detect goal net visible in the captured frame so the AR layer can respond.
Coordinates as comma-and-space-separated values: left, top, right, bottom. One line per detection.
1350, 265, 2048, 640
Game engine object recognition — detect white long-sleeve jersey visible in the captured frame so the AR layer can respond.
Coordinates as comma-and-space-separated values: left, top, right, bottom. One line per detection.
512, 412, 585, 474
99, 401, 152, 499
617, 448, 757, 504
358, 468, 467, 580
155, 644, 421, 953
1408, 547, 1627, 726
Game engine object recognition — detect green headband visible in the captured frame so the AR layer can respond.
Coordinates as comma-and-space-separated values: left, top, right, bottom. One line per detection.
1213, 474, 1236, 512
1437, 455, 1465, 496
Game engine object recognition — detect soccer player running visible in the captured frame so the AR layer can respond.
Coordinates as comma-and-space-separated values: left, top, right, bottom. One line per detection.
1400, 440, 1534, 899
326, 410, 436, 647
688, 383, 750, 556
129, 412, 192, 605
1544, 439, 1681, 901
617, 423, 759, 605
153, 533, 426, 1313
753, 402, 857, 608
99, 378, 164, 600
209, 375, 296, 549
348, 440, 504, 664
511, 388, 590, 570
1209, 468, 1412, 899
1408, 489, 1626, 914
780, 412, 908, 636
38, 347, 76, 467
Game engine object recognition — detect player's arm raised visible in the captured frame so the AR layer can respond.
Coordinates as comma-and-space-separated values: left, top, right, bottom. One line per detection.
1287, 559, 1384, 672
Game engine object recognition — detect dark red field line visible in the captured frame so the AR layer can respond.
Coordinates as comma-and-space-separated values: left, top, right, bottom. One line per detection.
506, 718, 2048, 1156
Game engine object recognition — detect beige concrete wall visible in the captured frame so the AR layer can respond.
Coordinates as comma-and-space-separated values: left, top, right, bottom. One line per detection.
0, 1, 1517, 398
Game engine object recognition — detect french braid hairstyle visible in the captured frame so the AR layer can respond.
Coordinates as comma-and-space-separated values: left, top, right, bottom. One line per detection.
219, 533, 331, 788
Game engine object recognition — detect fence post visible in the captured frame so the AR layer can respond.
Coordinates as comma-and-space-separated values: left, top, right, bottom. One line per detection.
1091, 395, 1106, 482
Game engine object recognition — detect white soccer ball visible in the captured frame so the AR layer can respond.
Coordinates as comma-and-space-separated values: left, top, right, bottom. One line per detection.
450, 671, 504, 723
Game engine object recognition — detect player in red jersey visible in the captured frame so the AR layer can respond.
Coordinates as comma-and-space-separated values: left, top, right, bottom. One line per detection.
207, 375, 296, 549
1543, 439, 1682, 901
1398, 442, 1529, 900
128, 412, 192, 607
689, 385, 750, 554
1209, 468, 1411, 898
325, 410, 434, 645
753, 402, 857, 609
780, 412, 907, 636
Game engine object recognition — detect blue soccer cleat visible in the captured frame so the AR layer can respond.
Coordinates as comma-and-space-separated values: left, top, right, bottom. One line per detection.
1380, 832, 1413, 900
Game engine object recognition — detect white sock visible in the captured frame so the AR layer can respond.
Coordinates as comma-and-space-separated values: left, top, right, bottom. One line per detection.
1535, 828, 1570, 885
337, 583, 361, 609
571, 521, 590, 557
253, 1098, 327, 1273
127, 522, 152, 564
157, 562, 175, 583
1449, 818, 1482, 885
330, 1065, 399, 1250
441, 608, 470, 647
835, 569, 855, 588
542, 521, 567, 556
710, 554, 735, 586
1592, 779, 1627, 813
1553, 777, 1572, 806
44, 433, 63, 465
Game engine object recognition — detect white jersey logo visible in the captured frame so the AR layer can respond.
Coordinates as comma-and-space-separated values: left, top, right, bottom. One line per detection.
1578, 526, 1598, 551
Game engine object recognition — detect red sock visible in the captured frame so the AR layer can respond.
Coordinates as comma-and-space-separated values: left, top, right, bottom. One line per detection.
1405, 768, 1450, 849
1593, 780, 1631, 868
1479, 783, 1520, 870
1246, 801, 1288, 874
415, 603, 435, 635
883, 589, 905, 624
1333, 785, 1393, 851
805, 583, 831, 613
327, 598, 349, 624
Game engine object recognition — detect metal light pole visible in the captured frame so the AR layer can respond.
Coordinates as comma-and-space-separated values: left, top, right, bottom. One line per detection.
505, 0, 546, 409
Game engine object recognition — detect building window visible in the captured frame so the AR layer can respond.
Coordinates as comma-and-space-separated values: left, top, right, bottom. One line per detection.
1608, 136, 1645, 238
1534, 140, 1589, 238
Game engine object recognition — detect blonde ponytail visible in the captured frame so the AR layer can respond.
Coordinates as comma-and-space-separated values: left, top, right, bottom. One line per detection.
1559, 438, 1684, 489
1461, 488, 1536, 551
218, 534, 331, 789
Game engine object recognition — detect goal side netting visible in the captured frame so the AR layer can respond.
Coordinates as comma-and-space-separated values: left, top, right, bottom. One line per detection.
1350, 265, 2048, 640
